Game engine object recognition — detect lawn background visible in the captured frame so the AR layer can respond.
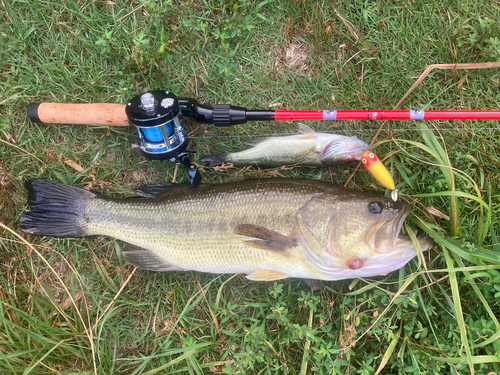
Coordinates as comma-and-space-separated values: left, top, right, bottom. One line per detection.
1, 0, 500, 374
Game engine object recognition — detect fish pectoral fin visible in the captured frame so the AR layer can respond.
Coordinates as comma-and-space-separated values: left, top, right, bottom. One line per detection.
123, 250, 184, 272
246, 270, 290, 281
304, 278, 324, 290
296, 146, 316, 158
234, 224, 296, 253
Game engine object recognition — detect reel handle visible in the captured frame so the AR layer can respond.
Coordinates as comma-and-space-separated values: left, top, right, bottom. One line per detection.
27, 103, 129, 126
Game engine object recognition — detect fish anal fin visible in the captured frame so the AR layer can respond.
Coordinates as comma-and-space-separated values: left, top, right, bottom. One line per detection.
123, 250, 184, 272
246, 270, 290, 281
235, 224, 296, 253
200, 153, 228, 167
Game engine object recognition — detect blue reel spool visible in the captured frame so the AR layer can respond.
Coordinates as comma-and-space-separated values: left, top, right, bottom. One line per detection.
126, 90, 189, 160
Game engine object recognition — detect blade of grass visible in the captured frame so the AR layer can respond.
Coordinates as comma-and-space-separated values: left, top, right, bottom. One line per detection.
23, 340, 65, 375
374, 323, 402, 375
417, 123, 459, 235
406, 329, 422, 374
474, 330, 500, 349
415, 285, 444, 353
441, 245, 474, 374
411, 191, 488, 210
142, 347, 207, 375
451, 254, 499, 330
413, 220, 500, 264
299, 305, 314, 375
428, 354, 500, 365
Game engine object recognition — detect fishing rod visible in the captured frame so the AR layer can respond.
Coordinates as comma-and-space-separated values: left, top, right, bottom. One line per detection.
27, 90, 500, 186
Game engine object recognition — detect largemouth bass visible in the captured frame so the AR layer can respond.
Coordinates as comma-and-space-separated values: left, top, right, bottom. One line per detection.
200, 124, 369, 168
20, 179, 432, 281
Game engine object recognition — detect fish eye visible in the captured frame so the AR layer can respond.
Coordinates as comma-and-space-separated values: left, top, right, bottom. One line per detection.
369, 201, 384, 214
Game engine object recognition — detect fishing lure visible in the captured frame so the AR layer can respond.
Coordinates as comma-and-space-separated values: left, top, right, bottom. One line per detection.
361, 151, 398, 201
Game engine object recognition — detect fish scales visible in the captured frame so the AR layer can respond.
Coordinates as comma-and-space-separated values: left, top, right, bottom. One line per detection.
225, 136, 319, 166
20, 178, 433, 281
84, 180, 321, 276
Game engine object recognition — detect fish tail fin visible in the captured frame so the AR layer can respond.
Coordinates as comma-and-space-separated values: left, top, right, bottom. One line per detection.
20, 179, 96, 238
199, 153, 230, 167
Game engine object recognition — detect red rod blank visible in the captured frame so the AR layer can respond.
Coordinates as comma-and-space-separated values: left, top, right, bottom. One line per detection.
274, 110, 500, 121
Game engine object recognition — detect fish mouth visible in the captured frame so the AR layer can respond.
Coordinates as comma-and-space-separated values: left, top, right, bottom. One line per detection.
363, 204, 434, 278
365, 202, 409, 254
358, 233, 433, 278
394, 233, 434, 252
322, 139, 369, 162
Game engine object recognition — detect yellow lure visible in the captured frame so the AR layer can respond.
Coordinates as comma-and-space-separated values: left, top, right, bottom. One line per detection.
361, 150, 396, 191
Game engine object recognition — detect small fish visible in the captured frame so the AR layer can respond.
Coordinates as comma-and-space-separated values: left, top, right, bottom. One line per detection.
200, 123, 369, 168
361, 150, 398, 201
20, 178, 432, 281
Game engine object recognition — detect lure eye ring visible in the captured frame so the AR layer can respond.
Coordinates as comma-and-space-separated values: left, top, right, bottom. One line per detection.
369, 201, 384, 214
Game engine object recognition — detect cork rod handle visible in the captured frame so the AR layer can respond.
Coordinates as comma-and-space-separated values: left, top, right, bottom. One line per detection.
27, 103, 129, 127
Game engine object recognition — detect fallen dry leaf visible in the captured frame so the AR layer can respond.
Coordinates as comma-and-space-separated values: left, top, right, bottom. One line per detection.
426, 206, 450, 220
64, 158, 84, 173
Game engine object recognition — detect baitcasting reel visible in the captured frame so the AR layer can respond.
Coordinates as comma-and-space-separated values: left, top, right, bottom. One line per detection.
123, 90, 273, 185
126, 91, 188, 160
125, 91, 198, 185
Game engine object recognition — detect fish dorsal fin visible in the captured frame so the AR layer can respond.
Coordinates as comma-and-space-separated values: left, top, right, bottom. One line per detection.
297, 123, 317, 140
246, 270, 290, 281
234, 223, 296, 253
133, 182, 190, 198
244, 137, 267, 147
123, 250, 184, 272
298, 123, 315, 134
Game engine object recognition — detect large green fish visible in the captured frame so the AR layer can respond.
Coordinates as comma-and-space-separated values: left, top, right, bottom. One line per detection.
20, 179, 432, 281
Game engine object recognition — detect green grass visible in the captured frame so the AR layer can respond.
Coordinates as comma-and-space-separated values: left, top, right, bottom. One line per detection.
1, 0, 500, 373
